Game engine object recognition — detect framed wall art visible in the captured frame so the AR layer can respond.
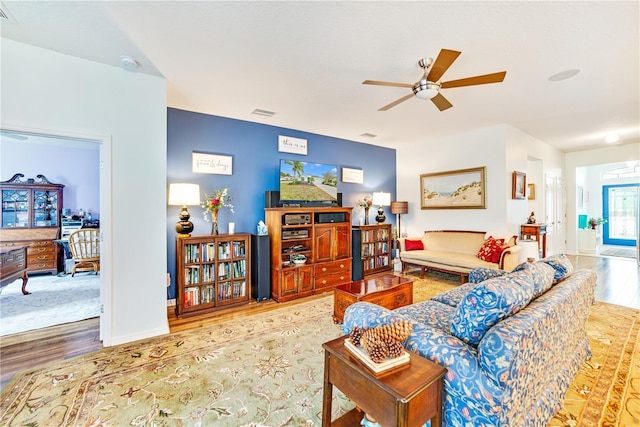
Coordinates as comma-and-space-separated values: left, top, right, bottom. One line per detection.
192, 152, 233, 175
512, 171, 526, 199
420, 166, 486, 209
341, 167, 364, 184
528, 183, 536, 200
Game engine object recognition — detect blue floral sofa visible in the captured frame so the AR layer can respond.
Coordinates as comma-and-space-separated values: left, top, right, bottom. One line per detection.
342, 255, 596, 427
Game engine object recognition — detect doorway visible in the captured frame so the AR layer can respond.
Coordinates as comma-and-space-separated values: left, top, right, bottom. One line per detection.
603, 184, 639, 247
0, 128, 109, 339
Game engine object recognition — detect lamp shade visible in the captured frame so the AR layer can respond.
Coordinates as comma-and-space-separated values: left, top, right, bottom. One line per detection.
390, 201, 408, 215
372, 192, 391, 206
168, 183, 201, 206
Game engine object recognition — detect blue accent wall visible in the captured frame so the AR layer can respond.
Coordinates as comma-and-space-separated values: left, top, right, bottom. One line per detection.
166, 107, 396, 299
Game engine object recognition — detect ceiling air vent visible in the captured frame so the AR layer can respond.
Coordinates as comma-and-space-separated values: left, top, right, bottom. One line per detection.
252, 109, 276, 117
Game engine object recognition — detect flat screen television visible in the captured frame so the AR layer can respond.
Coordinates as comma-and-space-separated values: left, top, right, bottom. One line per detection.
279, 159, 338, 203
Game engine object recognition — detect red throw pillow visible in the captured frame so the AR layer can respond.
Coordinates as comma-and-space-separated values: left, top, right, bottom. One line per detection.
491, 245, 510, 263
405, 239, 424, 251
476, 237, 505, 262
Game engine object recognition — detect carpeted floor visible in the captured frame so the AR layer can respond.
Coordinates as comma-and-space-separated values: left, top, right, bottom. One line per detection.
1, 271, 638, 426
0, 273, 100, 336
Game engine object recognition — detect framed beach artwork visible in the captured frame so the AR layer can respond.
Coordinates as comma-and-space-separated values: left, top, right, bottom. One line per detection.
512, 171, 526, 200
420, 166, 486, 209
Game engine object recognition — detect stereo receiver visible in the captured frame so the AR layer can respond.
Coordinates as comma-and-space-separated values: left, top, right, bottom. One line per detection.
283, 213, 311, 225
282, 230, 309, 240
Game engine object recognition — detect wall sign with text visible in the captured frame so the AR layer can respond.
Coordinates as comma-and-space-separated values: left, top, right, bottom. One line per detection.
192, 152, 233, 175
278, 135, 308, 155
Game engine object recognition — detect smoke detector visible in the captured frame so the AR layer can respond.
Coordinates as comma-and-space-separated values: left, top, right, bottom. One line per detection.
120, 56, 139, 70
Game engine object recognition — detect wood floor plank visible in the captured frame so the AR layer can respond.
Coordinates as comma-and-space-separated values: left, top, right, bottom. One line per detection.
1, 255, 638, 390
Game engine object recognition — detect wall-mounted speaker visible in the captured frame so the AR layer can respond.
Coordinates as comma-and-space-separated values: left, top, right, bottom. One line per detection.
265, 190, 280, 208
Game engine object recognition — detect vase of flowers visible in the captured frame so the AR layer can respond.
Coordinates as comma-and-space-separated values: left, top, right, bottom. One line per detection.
203, 188, 234, 235
588, 217, 606, 230
356, 194, 373, 225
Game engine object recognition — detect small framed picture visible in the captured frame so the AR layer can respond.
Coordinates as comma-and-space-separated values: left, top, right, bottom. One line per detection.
527, 183, 535, 200
512, 171, 526, 199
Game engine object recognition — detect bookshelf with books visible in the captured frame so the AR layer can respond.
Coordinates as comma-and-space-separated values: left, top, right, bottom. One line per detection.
176, 233, 251, 317
353, 224, 392, 277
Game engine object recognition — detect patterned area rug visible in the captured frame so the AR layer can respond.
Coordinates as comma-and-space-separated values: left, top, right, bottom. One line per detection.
599, 246, 638, 259
0, 273, 100, 336
1, 271, 638, 426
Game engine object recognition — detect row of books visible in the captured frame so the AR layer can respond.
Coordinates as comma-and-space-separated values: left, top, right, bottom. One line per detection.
184, 259, 247, 284
361, 242, 389, 256
183, 241, 248, 263
361, 228, 390, 242
363, 255, 390, 270
183, 280, 247, 307
216, 260, 246, 280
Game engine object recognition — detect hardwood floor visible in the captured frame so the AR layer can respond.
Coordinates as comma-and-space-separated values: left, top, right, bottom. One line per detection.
1, 254, 638, 390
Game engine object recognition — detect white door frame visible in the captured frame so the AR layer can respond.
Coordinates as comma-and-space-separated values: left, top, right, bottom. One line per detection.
0, 124, 112, 343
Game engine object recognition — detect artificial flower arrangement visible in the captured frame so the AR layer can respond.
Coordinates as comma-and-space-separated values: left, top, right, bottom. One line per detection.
202, 188, 234, 222
588, 217, 606, 229
356, 194, 373, 209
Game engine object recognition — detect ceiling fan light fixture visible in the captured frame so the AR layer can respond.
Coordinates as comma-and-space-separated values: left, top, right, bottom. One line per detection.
413, 80, 440, 99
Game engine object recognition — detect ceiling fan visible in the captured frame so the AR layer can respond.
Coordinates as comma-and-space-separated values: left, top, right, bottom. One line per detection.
363, 49, 506, 112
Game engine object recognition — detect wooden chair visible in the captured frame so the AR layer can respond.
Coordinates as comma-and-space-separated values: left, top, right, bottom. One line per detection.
67, 229, 100, 276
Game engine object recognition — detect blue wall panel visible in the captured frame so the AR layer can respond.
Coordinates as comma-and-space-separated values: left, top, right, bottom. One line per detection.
166, 107, 396, 299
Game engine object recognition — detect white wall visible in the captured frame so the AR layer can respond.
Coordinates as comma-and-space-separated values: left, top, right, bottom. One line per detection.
565, 143, 640, 253
1, 39, 169, 345
396, 124, 565, 243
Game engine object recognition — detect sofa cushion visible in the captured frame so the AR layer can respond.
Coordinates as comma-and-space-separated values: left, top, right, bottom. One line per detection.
450, 273, 535, 346
539, 254, 574, 283
395, 300, 456, 333
512, 261, 556, 298
405, 239, 424, 251
431, 281, 481, 307
469, 267, 508, 283
401, 250, 499, 270
476, 237, 505, 262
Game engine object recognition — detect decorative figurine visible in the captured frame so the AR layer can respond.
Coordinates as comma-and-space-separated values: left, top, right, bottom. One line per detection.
527, 211, 536, 224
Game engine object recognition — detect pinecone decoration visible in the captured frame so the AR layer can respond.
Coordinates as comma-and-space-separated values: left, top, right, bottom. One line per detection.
361, 320, 413, 345
349, 326, 364, 347
367, 340, 388, 363
386, 339, 404, 359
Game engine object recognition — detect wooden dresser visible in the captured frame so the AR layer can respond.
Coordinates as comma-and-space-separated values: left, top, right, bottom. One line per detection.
0, 244, 29, 294
0, 174, 64, 275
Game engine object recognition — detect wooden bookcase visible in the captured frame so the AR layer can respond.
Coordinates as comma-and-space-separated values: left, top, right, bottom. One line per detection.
265, 207, 352, 302
353, 224, 392, 276
0, 174, 64, 275
175, 233, 251, 317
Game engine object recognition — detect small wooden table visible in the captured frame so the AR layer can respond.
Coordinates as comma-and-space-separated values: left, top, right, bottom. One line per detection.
520, 224, 547, 258
333, 274, 413, 323
322, 335, 447, 427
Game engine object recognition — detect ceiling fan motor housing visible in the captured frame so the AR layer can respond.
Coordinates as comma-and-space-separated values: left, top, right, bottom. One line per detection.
413, 80, 440, 99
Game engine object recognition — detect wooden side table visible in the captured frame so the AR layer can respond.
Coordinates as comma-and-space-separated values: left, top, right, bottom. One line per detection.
520, 224, 547, 258
333, 274, 413, 323
322, 335, 446, 427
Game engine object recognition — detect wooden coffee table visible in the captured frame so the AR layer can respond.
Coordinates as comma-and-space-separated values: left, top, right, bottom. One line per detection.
333, 274, 413, 323
322, 335, 446, 427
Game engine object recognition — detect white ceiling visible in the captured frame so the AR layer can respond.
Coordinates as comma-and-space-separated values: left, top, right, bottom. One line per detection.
1, 1, 639, 153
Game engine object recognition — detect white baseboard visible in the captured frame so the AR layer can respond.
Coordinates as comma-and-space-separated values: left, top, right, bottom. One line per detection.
167, 298, 176, 306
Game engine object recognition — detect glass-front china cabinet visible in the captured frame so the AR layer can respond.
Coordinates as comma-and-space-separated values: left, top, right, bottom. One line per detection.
1, 174, 64, 274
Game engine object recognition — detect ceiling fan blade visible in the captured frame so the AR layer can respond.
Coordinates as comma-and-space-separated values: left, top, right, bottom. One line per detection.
441, 71, 507, 89
430, 93, 453, 111
363, 80, 413, 88
379, 93, 415, 111
426, 49, 461, 82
